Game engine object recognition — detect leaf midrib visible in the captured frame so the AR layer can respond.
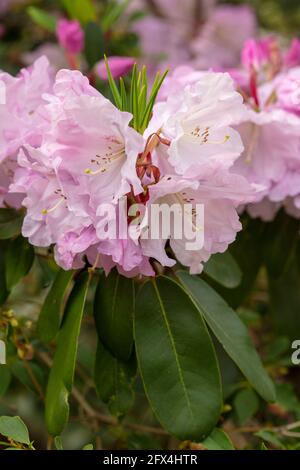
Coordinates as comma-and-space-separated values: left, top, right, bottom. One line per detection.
152, 279, 195, 425
177, 274, 274, 400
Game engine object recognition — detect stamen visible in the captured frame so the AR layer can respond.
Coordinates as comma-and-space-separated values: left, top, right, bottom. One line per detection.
42, 197, 65, 215
245, 124, 260, 164
84, 148, 125, 176
190, 127, 230, 145
174, 193, 203, 233
206, 135, 230, 145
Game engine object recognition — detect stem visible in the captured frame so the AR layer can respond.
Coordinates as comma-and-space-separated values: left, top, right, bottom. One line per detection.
23, 360, 45, 401
37, 351, 168, 437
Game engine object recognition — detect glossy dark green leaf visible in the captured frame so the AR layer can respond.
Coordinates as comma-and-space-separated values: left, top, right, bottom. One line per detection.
0, 209, 23, 240
134, 276, 222, 441
177, 271, 276, 403
5, 236, 34, 291
84, 22, 104, 68
94, 270, 134, 361
0, 416, 30, 445
204, 251, 242, 288
37, 269, 74, 343
45, 272, 90, 436
94, 340, 136, 418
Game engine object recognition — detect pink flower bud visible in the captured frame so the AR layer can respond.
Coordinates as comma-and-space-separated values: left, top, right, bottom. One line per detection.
284, 38, 300, 69
241, 38, 273, 71
56, 19, 84, 55
95, 56, 135, 80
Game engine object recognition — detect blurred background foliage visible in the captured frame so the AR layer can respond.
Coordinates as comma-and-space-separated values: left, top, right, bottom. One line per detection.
224, 0, 300, 35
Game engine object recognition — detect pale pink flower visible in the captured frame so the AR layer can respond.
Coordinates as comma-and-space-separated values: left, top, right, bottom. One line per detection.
150, 71, 245, 178
142, 69, 259, 273
56, 19, 84, 55
11, 69, 147, 276
141, 172, 257, 274
0, 57, 53, 207
275, 67, 300, 115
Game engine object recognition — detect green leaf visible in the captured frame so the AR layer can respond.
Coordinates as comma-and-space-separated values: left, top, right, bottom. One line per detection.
37, 269, 74, 343
255, 430, 284, 449
60, 0, 96, 24
130, 64, 138, 129
134, 276, 222, 441
264, 211, 300, 279
274, 382, 300, 417
104, 55, 122, 108
11, 360, 46, 396
27, 6, 57, 32
216, 216, 266, 308
119, 77, 128, 112
84, 22, 104, 68
264, 337, 291, 363
176, 271, 276, 403
94, 340, 135, 418
260, 441, 269, 450
0, 209, 23, 240
204, 251, 242, 289
201, 428, 234, 450
0, 366, 11, 396
0, 241, 9, 305
0, 416, 30, 445
83, 443, 94, 450
45, 272, 90, 436
140, 69, 169, 133
268, 243, 300, 341
102, 0, 131, 31
5, 236, 34, 291
94, 270, 134, 361
54, 436, 63, 450
234, 388, 260, 425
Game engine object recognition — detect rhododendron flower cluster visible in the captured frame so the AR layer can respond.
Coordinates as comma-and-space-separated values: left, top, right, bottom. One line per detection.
0, 57, 260, 277
227, 37, 300, 221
